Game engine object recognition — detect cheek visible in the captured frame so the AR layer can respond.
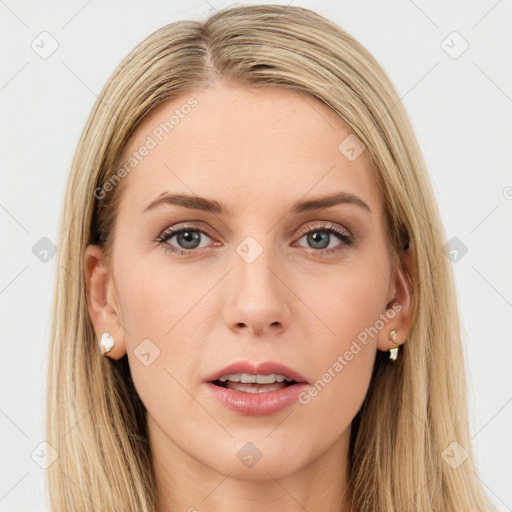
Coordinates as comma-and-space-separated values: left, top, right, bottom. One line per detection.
112, 260, 213, 407
295, 307, 377, 443
293, 259, 389, 424
115, 250, 211, 339
298, 252, 390, 345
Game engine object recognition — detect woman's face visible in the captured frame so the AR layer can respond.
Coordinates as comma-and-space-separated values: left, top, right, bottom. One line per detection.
86, 82, 409, 483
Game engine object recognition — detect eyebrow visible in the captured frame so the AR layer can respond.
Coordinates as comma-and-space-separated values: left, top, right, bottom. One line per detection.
142, 191, 371, 216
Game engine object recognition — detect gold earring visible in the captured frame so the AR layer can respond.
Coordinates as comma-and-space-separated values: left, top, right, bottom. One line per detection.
99, 332, 115, 355
388, 329, 399, 361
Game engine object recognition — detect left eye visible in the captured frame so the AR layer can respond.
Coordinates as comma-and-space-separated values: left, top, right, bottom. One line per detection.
295, 227, 352, 251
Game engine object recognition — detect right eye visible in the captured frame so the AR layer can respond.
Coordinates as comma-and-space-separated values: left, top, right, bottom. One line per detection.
156, 224, 218, 255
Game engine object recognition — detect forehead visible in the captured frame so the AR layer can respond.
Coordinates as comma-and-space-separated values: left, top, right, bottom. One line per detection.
117, 82, 381, 216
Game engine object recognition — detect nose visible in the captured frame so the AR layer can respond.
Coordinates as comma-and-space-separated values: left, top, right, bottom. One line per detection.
222, 239, 291, 337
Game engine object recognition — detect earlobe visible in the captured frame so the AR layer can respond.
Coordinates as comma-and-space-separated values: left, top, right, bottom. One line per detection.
83, 244, 126, 359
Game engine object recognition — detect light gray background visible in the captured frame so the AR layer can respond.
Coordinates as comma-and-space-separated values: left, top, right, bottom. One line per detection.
1, 1, 511, 510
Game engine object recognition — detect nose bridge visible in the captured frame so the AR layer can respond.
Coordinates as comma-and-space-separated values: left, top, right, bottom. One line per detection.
223, 233, 290, 334
233, 233, 280, 298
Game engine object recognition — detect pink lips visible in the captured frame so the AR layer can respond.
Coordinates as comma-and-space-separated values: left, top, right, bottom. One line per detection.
203, 360, 310, 416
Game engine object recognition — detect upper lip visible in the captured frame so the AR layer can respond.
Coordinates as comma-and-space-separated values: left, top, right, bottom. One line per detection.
204, 360, 309, 384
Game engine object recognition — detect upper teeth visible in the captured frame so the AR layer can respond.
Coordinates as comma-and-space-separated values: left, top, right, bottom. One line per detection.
219, 373, 293, 384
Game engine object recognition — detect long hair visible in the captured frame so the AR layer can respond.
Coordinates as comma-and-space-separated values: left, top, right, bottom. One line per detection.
46, 5, 497, 511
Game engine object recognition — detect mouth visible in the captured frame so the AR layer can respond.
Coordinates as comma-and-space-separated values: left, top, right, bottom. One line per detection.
203, 362, 310, 416
204, 360, 309, 394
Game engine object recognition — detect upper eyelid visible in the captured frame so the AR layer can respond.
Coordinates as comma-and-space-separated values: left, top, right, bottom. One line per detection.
295, 221, 351, 238
156, 222, 215, 240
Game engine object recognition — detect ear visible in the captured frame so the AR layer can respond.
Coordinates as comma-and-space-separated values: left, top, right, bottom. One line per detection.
377, 248, 414, 352
83, 244, 127, 359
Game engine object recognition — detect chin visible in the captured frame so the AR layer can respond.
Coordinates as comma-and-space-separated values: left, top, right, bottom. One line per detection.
202, 439, 311, 481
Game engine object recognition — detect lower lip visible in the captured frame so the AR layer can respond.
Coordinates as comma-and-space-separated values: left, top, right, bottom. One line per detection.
204, 382, 310, 416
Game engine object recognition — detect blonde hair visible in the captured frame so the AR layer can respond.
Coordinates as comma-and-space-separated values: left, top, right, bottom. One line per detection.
46, 4, 497, 511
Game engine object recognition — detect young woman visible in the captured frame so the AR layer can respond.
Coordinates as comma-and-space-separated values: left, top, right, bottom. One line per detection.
46, 4, 497, 511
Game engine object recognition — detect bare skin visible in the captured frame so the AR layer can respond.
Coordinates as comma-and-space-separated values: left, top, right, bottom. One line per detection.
85, 82, 413, 512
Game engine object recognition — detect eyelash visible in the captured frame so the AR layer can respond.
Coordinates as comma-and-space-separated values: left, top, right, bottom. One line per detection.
155, 222, 354, 258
